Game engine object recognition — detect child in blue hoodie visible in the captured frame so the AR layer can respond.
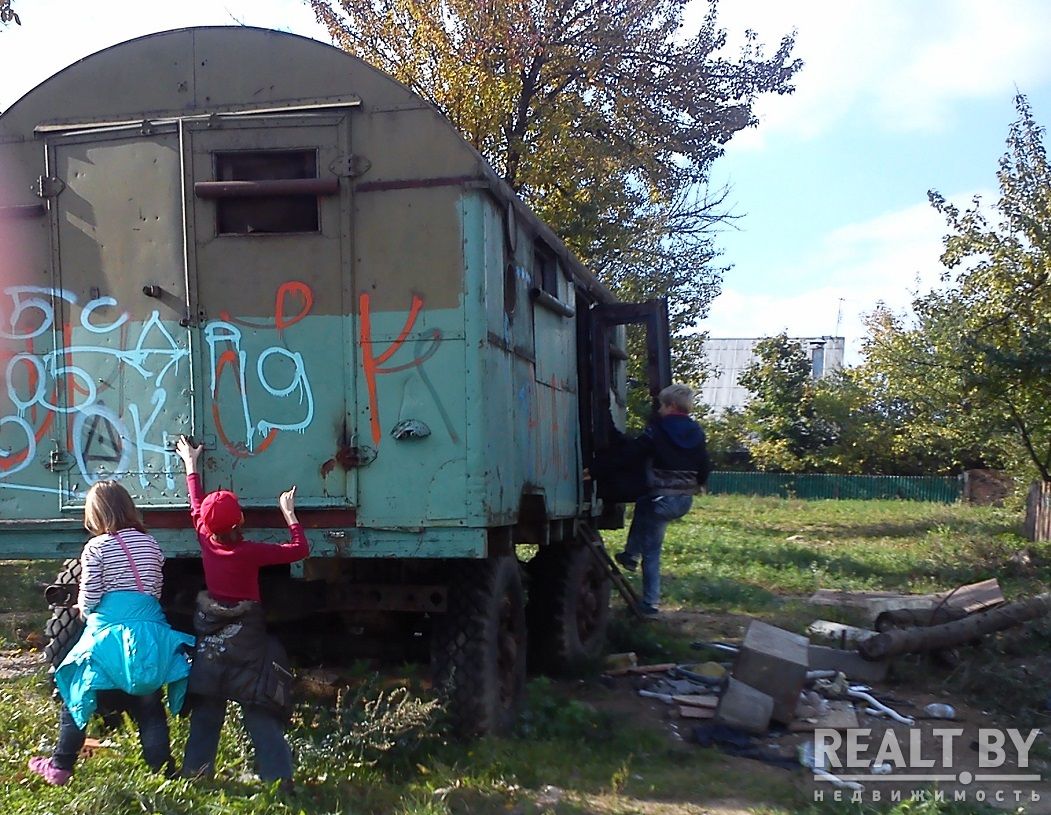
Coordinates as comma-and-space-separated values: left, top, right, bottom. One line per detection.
612, 384, 710, 615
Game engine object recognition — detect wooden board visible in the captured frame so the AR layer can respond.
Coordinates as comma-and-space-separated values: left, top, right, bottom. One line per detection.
607, 662, 678, 676
789, 701, 859, 732
679, 705, 717, 719
941, 578, 1005, 613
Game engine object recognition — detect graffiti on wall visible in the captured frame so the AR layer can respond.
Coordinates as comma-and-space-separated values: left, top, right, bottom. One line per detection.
0, 282, 317, 496
208, 281, 316, 458
358, 292, 456, 446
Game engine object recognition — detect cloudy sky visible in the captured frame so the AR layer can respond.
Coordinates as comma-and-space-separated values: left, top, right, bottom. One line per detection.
2, 1, 1050, 364
701, 0, 1051, 362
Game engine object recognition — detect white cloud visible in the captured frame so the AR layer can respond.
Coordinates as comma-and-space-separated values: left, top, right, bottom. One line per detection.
701, 191, 995, 364
704, 0, 1051, 147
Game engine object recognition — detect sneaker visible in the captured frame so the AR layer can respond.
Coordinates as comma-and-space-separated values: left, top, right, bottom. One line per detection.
614, 552, 637, 572
28, 756, 72, 786
639, 603, 661, 617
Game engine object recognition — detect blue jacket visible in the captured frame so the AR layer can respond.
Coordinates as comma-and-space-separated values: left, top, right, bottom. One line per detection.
54, 591, 195, 729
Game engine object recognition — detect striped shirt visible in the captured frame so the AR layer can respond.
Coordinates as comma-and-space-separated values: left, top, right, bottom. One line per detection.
78, 528, 165, 613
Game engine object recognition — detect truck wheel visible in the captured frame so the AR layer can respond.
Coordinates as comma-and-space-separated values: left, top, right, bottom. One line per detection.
527, 542, 611, 674
44, 559, 84, 668
430, 556, 527, 737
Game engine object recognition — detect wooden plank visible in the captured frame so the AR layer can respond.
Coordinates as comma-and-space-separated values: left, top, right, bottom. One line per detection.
626, 662, 677, 675
940, 578, 1004, 613
790, 701, 859, 732
672, 694, 719, 708
808, 589, 919, 607
605, 662, 677, 677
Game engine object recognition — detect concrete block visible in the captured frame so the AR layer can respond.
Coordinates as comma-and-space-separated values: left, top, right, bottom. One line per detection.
733, 620, 809, 724
807, 644, 888, 682
713, 677, 774, 734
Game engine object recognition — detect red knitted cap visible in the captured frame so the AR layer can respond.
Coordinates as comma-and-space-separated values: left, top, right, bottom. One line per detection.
200, 489, 243, 536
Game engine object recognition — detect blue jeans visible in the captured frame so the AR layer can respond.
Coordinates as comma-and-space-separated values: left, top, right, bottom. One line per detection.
53, 690, 171, 772
625, 494, 693, 607
183, 696, 293, 781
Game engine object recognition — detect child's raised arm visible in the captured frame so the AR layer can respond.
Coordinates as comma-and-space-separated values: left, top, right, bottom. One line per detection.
175, 436, 202, 475
176, 435, 206, 515
278, 486, 298, 528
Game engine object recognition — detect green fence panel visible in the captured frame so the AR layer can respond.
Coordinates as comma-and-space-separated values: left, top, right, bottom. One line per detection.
707, 472, 962, 503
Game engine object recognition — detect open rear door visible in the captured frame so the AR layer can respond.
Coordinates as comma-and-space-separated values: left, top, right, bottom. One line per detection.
587, 298, 671, 452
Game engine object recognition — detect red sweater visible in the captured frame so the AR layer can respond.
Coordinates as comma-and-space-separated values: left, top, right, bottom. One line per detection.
187, 473, 309, 603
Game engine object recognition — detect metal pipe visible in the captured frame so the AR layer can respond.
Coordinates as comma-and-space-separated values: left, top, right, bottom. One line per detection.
194, 178, 339, 198
530, 287, 575, 318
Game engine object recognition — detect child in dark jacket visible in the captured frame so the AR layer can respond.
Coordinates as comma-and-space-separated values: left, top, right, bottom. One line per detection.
611, 384, 710, 616
175, 436, 308, 785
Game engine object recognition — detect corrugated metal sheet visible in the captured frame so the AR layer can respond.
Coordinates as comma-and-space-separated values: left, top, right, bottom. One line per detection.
700, 336, 846, 414
708, 471, 961, 503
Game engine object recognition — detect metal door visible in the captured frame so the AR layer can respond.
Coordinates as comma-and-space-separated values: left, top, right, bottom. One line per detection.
45, 125, 193, 506
185, 113, 354, 507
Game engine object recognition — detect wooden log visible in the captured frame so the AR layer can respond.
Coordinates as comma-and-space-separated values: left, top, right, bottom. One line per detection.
858, 592, 1051, 661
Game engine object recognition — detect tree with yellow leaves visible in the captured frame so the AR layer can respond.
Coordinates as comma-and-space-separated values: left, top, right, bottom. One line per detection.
311, 0, 801, 382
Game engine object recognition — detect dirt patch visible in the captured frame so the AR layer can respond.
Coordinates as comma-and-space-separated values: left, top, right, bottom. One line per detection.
0, 648, 45, 679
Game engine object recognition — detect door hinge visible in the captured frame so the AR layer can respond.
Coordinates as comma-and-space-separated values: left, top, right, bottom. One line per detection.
35, 176, 65, 198
45, 446, 74, 472
330, 154, 371, 178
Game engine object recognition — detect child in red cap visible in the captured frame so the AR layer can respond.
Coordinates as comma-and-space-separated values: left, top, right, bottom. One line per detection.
175, 436, 308, 786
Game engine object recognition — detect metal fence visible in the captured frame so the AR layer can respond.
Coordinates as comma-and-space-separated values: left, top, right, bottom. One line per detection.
707, 471, 962, 503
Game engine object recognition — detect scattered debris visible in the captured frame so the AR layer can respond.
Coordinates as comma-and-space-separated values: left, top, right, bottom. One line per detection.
789, 700, 858, 732
921, 702, 956, 720
534, 785, 564, 808
694, 723, 799, 769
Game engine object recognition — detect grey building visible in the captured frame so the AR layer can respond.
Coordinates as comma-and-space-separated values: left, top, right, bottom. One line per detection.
699, 336, 845, 414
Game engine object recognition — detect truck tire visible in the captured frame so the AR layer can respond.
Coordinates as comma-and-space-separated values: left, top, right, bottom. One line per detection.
44, 559, 84, 669
430, 556, 527, 738
526, 542, 611, 674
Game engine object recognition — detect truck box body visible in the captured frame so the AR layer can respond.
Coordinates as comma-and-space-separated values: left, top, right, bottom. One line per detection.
0, 27, 618, 558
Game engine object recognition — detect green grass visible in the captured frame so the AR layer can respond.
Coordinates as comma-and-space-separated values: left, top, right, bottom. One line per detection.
605, 495, 1039, 614
0, 560, 64, 646
0, 497, 1044, 814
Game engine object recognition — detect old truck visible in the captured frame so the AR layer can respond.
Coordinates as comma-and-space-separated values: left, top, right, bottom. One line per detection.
0, 27, 670, 735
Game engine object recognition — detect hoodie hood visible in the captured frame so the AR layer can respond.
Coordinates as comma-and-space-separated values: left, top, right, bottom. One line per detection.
659, 414, 705, 448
